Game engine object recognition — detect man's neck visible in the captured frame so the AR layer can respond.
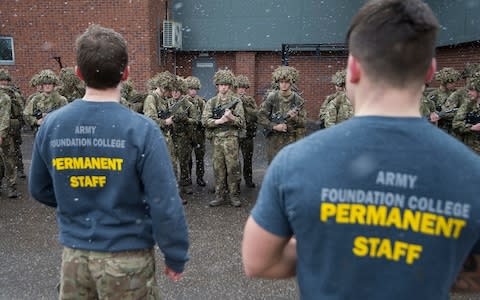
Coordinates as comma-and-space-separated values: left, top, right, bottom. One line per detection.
352, 81, 422, 117
83, 86, 120, 102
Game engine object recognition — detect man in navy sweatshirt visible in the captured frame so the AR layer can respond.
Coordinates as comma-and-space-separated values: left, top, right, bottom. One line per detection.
29, 24, 189, 299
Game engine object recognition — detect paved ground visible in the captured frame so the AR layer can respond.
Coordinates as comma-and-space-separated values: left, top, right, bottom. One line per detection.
1, 125, 480, 299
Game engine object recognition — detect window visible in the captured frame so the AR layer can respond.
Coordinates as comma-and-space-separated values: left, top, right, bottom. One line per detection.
0, 37, 14, 64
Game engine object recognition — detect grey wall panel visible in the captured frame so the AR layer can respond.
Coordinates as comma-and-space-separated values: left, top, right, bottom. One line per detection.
174, 0, 480, 51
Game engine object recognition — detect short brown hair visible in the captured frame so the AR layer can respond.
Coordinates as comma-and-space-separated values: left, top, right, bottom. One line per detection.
76, 25, 128, 89
347, 0, 439, 87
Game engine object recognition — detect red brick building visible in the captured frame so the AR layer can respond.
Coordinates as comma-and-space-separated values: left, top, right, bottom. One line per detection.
1, 0, 479, 119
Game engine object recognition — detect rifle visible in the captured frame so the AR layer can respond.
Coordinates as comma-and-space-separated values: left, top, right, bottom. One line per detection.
33, 106, 59, 120
262, 102, 303, 137
157, 97, 185, 119
212, 98, 240, 119
466, 111, 480, 125
427, 108, 458, 121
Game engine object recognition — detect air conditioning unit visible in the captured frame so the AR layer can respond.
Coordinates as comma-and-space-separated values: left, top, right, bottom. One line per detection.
163, 20, 182, 49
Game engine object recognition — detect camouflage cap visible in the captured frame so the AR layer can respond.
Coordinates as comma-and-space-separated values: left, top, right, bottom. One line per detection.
213, 69, 235, 85
59, 67, 81, 86
173, 76, 188, 93
434, 67, 460, 84
0, 69, 11, 81
462, 63, 480, 79
37, 69, 59, 85
185, 76, 201, 89
467, 77, 480, 92
234, 75, 250, 88
121, 79, 134, 94
272, 66, 299, 84
331, 69, 346, 87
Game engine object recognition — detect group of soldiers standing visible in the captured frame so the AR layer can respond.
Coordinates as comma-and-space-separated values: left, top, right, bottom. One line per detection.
5, 62, 478, 205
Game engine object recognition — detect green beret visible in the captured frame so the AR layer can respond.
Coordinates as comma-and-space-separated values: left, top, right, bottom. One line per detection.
272, 66, 299, 83
185, 76, 201, 89
331, 69, 346, 87
234, 75, 250, 88
37, 69, 59, 85
435, 67, 460, 84
0, 69, 11, 81
213, 69, 234, 85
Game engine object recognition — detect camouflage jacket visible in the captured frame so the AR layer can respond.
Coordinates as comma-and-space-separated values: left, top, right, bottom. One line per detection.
170, 95, 198, 135
318, 91, 341, 121
0, 85, 24, 122
324, 92, 353, 128
57, 85, 85, 103
419, 95, 435, 117
238, 93, 257, 134
143, 92, 171, 134
258, 90, 306, 134
190, 95, 206, 129
452, 100, 480, 154
427, 88, 454, 111
202, 92, 245, 138
23, 91, 68, 127
441, 88, 469, 120
0, 91, 11, 138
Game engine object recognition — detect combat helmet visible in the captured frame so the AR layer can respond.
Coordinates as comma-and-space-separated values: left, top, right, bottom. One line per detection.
213, 69, 235, 85
467, 77, 480, 92
156, 71, 176, 91
435, 67, 460, 85
59, 67, 81, 86
29, 73, 40, 87
331, 69, 346, 87
173, 76, 188, 94
462, 63, 480, 79
185, 76, 202, 90
234, 75, 250, 89
37, 69, 59, 85
0, 69, 11, 81
272, 66, 299, 84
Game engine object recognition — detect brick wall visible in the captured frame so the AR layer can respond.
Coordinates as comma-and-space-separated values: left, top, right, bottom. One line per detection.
1, 1, 478, 119
0, 0, 167, 96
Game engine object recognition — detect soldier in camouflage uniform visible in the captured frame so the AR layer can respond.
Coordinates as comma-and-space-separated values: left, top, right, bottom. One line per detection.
324, 90, 353, 128
452, 77, 480, 154
318, 69, 346, 128
202, 69, 245, 207
26, 73, 42, 106
23, 69, 68, 133
427, 67, 460, 133
441, 64, 480, 136
234, 75, 257, 188
143, 72, 179, 181
120, 79, 145, 113
0, 69, 26, 180
57, 67, 85, 102
0, 86, 18, 197
258, 66, 306, 163
185, 76, 207, 187
170, 76, 198, 196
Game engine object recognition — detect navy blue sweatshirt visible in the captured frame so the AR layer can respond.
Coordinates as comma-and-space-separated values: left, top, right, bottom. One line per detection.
29, 99, 189, 273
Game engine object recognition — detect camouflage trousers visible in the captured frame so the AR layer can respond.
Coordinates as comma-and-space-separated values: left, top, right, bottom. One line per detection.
10, 121, 24, 172
212, 136, 241, 197
59, 247, 161, 300
189, 131, 205, 179
239, 136, 254, 181
0, 135, 17, 188
266, 132, 297, 164
163, 131, 178, 180
173, 133, 193, 186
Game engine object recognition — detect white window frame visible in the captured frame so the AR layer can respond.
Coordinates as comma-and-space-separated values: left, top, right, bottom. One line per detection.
0, 37, 15, 65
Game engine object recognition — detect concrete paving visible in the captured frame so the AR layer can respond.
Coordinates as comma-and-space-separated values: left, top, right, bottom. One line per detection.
1, 125, 479, 300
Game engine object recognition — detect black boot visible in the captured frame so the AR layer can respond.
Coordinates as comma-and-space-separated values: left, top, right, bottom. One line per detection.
197, 178, 206, 187
245, 178, 256, 188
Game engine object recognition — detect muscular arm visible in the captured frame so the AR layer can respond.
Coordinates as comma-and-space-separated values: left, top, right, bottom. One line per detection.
242, 216, 297, 278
